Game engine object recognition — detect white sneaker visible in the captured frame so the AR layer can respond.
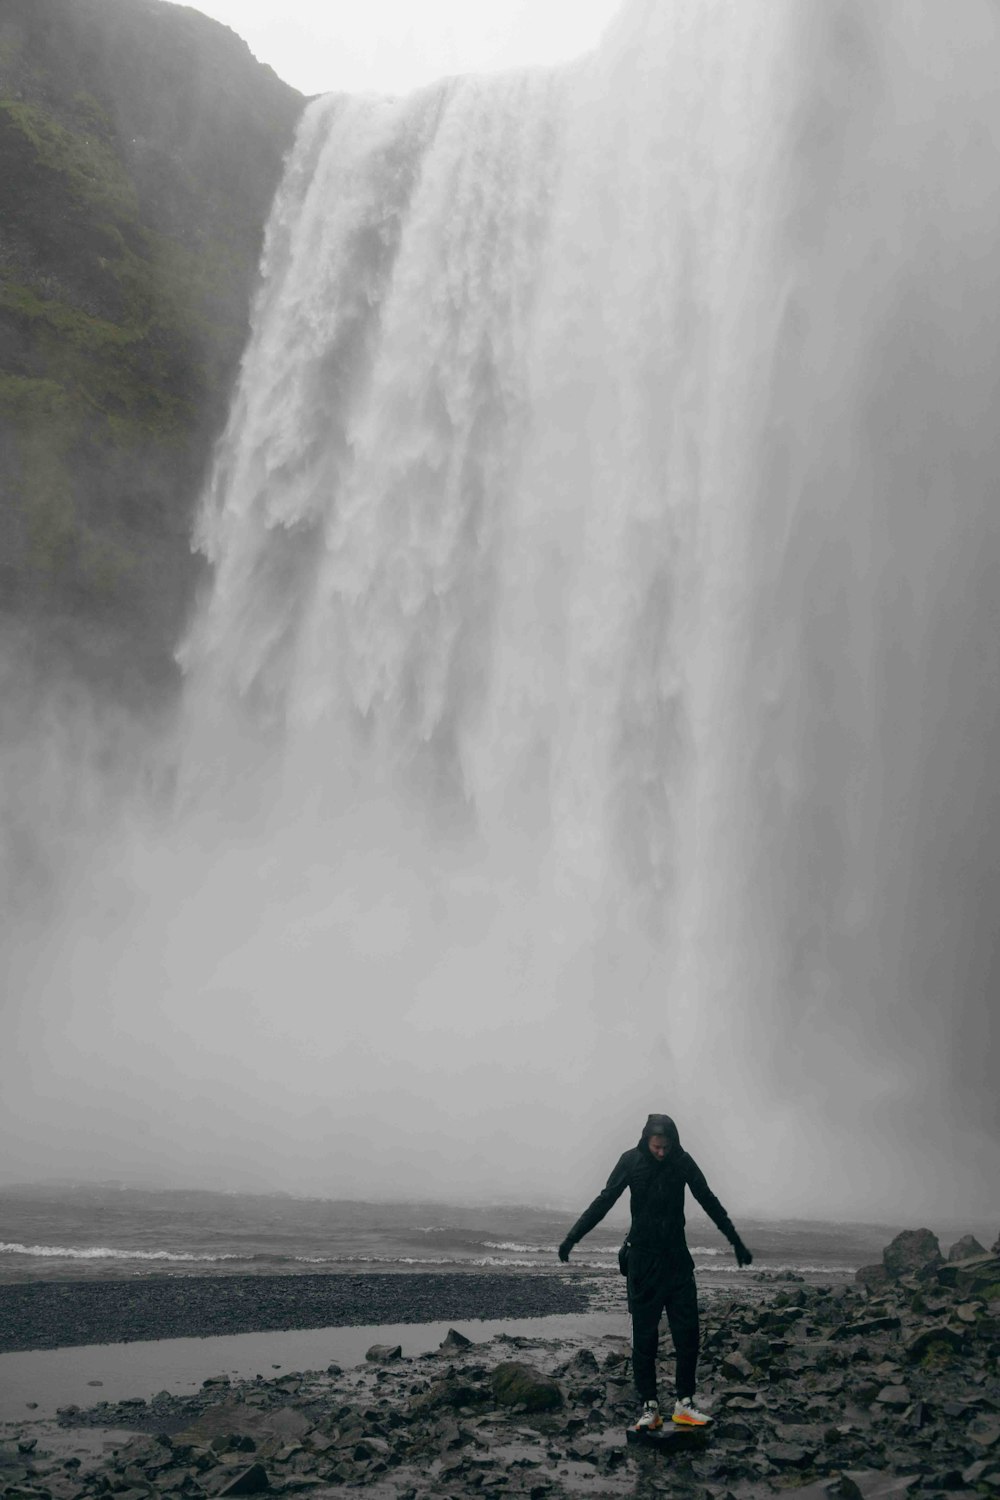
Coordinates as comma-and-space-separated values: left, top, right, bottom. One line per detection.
673, 1396, 712, 1426
633, 1400, 663, 1431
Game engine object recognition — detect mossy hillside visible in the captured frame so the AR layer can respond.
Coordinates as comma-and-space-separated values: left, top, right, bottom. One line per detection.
0, 0, 303, 688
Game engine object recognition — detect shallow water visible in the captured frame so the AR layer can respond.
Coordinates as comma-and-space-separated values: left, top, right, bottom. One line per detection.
0, 1310, 630, 1425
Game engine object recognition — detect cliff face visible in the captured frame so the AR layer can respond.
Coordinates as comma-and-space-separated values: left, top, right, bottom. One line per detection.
0, 0, 305, 696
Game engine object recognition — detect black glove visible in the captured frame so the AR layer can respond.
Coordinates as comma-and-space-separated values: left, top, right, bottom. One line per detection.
558, 1239, 573, 1263
733, 1236, 753, 1267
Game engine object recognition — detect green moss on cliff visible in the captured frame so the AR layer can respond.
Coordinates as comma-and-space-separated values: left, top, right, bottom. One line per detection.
0, 0, 304, 687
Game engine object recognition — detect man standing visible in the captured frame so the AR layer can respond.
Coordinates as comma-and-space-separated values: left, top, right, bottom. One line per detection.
558, 1112, 753, 1430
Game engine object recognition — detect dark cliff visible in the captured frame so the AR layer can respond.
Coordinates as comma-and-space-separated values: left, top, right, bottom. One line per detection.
0, 0, 305, 697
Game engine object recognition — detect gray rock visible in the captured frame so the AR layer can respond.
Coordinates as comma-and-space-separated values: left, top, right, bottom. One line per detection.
855, 1263, 891, 1290
882, 1229, 943, 1280
364, 1343, 402, 1363
874, 1385, 910, 1408
766, 1442, 813, 1468
967, 1414, 1000, 1448
903, 1324, 966, 1361
947, 1233, 986, 1261
439, 1327, 473, 1351
937, 1253, 1000, 1294
217, 1461, 270, 1495
491, 1361, 563, 1412
840, 1470, 919, 1498
721, 1350, 754, 1380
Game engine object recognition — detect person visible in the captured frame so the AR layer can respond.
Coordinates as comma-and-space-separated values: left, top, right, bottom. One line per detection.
557, 1112, 752, 1431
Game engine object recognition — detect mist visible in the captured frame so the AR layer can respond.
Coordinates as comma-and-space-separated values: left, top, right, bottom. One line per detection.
2, 0, 999, 1229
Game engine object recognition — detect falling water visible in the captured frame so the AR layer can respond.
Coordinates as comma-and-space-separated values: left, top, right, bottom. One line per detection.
6, 0, 1000, 1215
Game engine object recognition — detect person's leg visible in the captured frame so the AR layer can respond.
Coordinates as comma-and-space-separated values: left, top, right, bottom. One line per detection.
627, 1252, 665, 1403
662, 1274, 700, 1400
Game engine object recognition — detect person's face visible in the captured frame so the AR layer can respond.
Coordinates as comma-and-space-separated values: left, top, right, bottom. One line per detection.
648, 1134, 668, 1160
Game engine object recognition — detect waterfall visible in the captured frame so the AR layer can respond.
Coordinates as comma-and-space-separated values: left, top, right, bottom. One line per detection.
6, 0, 1000, 1213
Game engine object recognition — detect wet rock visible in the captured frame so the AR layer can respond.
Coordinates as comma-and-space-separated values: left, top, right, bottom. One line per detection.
439, 1328, 473, 1351
855, 1264, 891, 1290
365, 1343, 403, 1363
217, 1460, 270, 1495
840, 1473, 919, 1499
967, 1413, 1000, 1448
936, 1254, 1000, 1295
947, 1234, 986, 1261
903, 1324, 966, 1361
765, 1441, 814, 1468
558, 1347, 599, 1376
409, 1375, 486, 1413
874, 1385, 910, 1408
882, 1229, 943, 1281
830, 1315, 901, 1340
491, 1362, 563, 1412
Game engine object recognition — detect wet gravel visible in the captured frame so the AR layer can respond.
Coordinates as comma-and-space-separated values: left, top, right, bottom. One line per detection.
0, 1271, 593, 1353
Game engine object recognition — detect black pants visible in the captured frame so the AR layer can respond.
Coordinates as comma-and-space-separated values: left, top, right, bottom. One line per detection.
627, 1250, 700, 1402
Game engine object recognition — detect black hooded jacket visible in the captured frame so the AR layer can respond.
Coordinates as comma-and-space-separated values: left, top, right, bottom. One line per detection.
564, 1114, 739, 1273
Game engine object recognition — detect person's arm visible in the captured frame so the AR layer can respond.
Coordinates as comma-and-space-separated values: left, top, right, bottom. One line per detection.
684, 1154, 753, 1266
558, 1151, 632, 1261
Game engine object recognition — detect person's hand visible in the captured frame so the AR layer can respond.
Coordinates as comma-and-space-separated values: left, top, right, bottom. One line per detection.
558, 1239, 573, 1263
733, 1237, 753, 1267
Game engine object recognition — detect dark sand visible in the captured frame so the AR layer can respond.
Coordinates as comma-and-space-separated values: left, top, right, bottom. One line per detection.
0, 1270, 596, 1353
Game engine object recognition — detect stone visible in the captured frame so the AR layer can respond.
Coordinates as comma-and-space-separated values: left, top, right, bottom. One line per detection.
855, 1264, 891, 1290
766, 1442, 813, 1468
439, 1328, 473, 1351
491, 1362, 563, 1412
720, 1350, 754, 1380
967, 1414, 1000, 1448
882, 1229, 943, 1280
840, 1474, 919, 1499
947, 1234, 986, 1261
937, 1254, 1000, 1292
830, 1315, 901, 1340
903, 1324, 966, 1361
560, 1347, 599, 1374
217, 1462, 270, 1495
365, 1344, 403, 1363
874, 1385, 910, 1408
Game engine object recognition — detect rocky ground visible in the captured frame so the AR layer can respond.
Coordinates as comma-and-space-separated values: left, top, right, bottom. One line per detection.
1, 1230, 997, 1500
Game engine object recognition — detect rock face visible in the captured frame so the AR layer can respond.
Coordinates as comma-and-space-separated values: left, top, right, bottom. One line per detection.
0, 0, 304, 909
0, 0, 303, 671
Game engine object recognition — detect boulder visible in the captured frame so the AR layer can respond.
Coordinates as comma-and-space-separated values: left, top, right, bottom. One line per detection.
882, 1229, 942, 1280
491, 1361, 563, 1412
947, 1234, 986, 1261
365, 1344, 402, 1363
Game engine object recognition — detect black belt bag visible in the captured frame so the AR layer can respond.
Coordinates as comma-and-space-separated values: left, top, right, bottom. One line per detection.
618, 1239, 631, 1277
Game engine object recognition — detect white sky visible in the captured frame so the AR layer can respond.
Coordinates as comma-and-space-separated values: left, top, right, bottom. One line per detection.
168, 0, 626, 97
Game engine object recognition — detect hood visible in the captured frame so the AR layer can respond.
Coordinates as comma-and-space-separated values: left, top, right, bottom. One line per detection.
639, 1113, 681, 1153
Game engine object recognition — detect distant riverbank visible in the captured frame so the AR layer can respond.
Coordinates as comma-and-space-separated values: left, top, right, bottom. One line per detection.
0, 1270, 596, 1354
